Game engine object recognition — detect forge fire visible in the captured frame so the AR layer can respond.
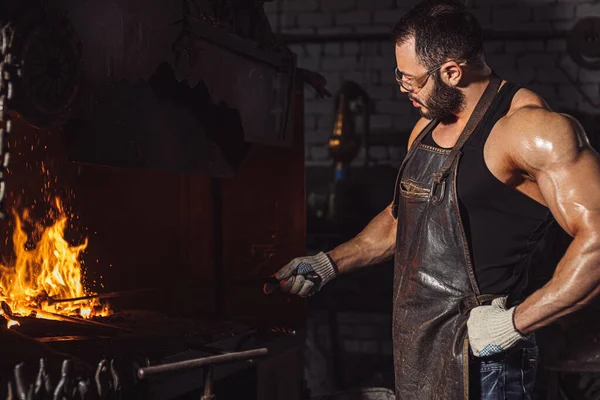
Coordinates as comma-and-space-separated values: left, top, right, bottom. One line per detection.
0, 198, 110, 328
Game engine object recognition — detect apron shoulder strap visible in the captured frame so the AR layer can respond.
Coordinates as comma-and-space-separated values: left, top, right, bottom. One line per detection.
433, 74, 502, 185
391, 118, 439, 218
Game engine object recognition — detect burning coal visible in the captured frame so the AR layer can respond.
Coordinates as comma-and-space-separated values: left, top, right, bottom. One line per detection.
0, 198, 110, 328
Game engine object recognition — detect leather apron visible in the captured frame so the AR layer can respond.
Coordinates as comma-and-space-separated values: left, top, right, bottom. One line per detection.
390, 76, 502, 400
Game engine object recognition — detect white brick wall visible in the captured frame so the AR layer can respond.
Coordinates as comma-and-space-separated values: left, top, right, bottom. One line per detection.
264, 0, 600, 167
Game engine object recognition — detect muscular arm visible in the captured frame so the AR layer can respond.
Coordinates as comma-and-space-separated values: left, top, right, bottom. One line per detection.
327, 203, 397, 274
507, 109, 600, 335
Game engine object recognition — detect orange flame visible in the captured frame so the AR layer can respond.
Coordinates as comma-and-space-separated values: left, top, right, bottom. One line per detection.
0, 198, 110, 328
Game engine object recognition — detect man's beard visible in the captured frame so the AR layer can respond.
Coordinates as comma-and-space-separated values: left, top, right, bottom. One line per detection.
414, 73, 465, 120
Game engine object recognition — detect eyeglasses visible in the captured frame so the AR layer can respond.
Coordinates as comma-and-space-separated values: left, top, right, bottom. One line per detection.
395, 65, 443, 93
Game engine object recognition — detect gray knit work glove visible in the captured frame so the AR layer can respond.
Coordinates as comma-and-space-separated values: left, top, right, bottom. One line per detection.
263, 252, 337, 297
467, 297, 527, 357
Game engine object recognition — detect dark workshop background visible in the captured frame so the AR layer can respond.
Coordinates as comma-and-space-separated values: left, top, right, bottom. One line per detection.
263, 0, 600, 397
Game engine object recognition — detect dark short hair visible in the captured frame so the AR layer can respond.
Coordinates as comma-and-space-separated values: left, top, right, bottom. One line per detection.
392, 0, 484, 70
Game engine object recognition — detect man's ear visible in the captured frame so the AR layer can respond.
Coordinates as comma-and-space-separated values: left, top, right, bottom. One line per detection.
440, 62, 462, 86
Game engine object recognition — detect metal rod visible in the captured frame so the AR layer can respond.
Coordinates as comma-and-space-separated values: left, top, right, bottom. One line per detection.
278, 29, 568, 44
137, 348, 268, 379
47, 288, 158, 305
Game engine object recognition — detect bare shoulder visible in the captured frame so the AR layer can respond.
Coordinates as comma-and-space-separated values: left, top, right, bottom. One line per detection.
500, 98, 590, 172
408, 117, 431, 149
490, 87, 550, 153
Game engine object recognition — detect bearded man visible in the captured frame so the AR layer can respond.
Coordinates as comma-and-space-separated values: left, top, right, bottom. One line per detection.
266, 1, 600, 398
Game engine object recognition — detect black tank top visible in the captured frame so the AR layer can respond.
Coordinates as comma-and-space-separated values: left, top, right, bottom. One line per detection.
422, 81, 552, 297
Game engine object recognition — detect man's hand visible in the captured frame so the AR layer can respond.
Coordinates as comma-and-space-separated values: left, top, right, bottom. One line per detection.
263, 252, 337, 297
263, 202, 397, 298
467, 297, 527, 357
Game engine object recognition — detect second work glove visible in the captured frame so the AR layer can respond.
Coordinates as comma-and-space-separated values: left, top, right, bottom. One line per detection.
264, 252, 337, 297
467, 297, 527, 357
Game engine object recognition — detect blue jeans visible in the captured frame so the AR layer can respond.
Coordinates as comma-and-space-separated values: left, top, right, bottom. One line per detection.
470, 336, 538, 400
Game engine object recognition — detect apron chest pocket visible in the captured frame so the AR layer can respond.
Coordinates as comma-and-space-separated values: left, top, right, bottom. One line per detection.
400, 178, 431, 198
